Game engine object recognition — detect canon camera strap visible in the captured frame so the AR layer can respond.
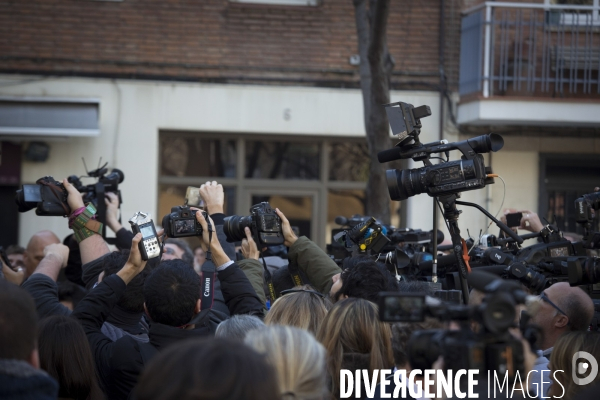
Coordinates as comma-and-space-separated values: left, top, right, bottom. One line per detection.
200, 216, 215, 311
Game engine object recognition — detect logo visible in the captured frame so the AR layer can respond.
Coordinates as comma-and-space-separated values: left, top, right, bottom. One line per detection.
203, 278, 211, 297
572, 351, 598, 385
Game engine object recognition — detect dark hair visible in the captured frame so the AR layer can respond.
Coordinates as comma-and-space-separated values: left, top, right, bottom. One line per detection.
335, 258, 398, 303
58, 281, 88, 310
0, 280, 38, 361
6, 244, 25, 255
38, 316, 104, 400
134, 338, 280, 400
102, 250, 149, 313
143, 260, 199, 327
272, 265, 311, 296
165, 238, 194, 266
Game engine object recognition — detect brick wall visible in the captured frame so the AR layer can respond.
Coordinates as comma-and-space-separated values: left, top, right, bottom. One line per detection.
0, 0, 462, 90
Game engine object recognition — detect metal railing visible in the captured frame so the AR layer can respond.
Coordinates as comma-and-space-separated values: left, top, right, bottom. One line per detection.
459, 2, 600, 97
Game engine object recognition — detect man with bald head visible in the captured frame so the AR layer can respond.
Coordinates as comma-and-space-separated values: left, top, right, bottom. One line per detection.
528, 282, 595, 396
23, 230, 60, 279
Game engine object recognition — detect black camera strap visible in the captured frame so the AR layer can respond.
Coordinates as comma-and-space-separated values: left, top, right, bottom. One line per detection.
260, 250, 278, 306
200, 216, 215, 311
287, 259, 304, 287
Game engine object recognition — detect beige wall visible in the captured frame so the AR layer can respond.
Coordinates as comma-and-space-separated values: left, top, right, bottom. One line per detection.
0, 75, 442, 245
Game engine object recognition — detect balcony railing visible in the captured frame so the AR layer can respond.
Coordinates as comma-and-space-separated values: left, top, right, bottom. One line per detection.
460, 2, 600, 98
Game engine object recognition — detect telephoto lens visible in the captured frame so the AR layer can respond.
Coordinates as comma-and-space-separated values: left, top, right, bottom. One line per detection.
223, 215, 254, 243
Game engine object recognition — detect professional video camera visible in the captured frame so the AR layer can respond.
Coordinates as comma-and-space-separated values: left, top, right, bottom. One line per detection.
378, 102, 503, 201
378, 101, 520, 304
15, 162, 124, 218
223, 202, 284, 247
379, 270, 540, 380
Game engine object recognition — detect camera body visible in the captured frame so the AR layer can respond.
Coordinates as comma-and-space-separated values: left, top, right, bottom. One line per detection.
379, 271, 537, 378
162, 206, 206, 238
67, 168, 123, 209
15, 176, 71, 216
386, 154, 489, 201
224, 202, 284, 247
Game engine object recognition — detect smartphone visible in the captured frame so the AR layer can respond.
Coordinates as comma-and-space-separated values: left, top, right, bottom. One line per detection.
505, 212, 523, 228
378, 292, 425, 322
185, 187, 205, 208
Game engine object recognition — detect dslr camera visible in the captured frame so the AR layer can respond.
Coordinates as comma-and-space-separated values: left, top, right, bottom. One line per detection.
223, 202, 284, 247
162, 206, 208, 238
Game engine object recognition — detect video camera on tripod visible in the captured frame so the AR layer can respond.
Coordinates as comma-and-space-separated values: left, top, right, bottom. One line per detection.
377, 101, 520, 304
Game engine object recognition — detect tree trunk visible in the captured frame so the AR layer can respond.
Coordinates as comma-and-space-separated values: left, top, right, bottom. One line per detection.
353, 0, 394, 224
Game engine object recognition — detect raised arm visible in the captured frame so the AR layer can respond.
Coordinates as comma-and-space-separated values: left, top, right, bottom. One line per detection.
276, 208, 342, 295
63, 178, 110, 264
21, 243, 72, 318
72, 234, 147, 386
195, 212, 263, 316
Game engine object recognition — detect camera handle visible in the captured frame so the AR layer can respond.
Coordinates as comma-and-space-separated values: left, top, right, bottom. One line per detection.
438, 195, 471, 305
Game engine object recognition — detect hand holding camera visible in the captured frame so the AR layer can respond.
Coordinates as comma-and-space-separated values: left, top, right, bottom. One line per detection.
195, 210, 229, 266
118, 233, 148, 285
62, 178, 85, 212
275, 208, 298, 247
241, 227, 260, 260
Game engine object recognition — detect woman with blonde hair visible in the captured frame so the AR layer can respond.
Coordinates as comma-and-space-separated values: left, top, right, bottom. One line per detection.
316, 297, 394, 399
265, 284, 332, 335
245, 325, 327, 400
548, 331, 600, 399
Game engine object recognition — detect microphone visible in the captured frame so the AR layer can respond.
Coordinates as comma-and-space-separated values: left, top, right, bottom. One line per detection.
377, 147, 403, 163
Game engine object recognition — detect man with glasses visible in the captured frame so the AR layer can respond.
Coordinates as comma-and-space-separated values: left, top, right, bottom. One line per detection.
528, 282, 594, 396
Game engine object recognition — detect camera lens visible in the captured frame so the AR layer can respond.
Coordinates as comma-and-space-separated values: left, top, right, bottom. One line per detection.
223, 215, 253, 243
15, 189, 37, 212
386, 169, 426, 201
106, 169, 125, 184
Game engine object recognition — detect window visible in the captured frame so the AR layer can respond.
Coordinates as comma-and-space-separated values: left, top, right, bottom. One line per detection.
546, 0, 600, 26
158, 132, 370, 248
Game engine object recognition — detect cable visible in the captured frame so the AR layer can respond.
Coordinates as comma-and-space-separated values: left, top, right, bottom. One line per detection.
468, 174, 507, 254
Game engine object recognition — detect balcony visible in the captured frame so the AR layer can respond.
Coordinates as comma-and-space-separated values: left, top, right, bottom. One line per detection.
457, 2, 600, 127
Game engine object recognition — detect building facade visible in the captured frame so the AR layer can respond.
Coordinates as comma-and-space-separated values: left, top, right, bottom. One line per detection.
0, 0, 598, 249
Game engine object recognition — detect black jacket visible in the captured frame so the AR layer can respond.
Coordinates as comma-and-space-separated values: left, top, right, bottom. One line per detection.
72, 262, 263, 400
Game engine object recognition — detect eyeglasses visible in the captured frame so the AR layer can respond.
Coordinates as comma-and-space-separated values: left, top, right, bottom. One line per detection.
280, 288, 324, 298
163, 247, 176, 255
540, 291, 568, 317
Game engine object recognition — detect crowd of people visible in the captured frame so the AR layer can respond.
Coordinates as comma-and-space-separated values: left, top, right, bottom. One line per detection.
1, 179, 600, 400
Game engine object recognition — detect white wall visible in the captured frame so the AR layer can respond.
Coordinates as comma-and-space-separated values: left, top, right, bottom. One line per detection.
0, 75, 442, 245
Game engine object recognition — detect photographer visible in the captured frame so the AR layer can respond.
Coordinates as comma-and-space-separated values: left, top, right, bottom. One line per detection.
528, 282, 595, 397
73, 212, 263, 399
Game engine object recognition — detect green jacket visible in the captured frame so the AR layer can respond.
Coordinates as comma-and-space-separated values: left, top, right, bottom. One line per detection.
288, 236, 342, 296
238, 236, 342, 307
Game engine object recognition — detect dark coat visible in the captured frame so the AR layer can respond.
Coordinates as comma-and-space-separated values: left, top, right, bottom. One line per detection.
0, 359, 59, 400
72, 262, 263, 400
